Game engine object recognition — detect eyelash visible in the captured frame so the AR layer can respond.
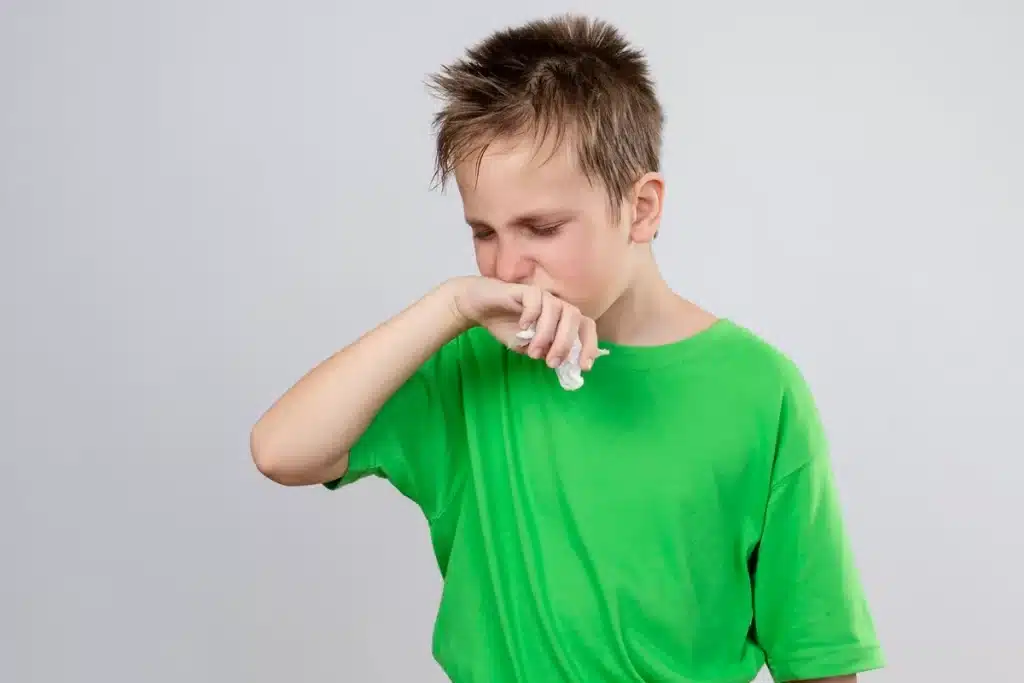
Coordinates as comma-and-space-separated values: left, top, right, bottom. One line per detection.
474, 224, 563, 241
530, 224, 563, 236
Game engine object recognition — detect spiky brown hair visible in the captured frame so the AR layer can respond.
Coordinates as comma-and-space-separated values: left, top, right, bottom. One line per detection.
427, 14, 664, 211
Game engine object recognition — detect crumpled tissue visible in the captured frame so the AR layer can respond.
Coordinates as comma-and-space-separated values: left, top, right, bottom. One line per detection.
513, 325, 610, 391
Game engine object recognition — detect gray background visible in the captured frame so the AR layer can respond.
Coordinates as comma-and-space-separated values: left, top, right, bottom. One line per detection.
3, 1, 1021, 681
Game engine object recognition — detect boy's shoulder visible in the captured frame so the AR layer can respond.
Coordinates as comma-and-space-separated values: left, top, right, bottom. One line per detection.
711, 319, 811, 384
714, 319, 825, 419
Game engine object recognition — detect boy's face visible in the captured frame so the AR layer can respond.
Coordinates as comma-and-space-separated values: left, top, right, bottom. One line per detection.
454, 134, 660, 320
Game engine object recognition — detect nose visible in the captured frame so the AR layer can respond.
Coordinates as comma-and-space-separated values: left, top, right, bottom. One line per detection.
494, 239, 532, 283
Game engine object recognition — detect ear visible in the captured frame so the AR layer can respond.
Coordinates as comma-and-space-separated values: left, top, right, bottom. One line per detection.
627, 172, 665, 243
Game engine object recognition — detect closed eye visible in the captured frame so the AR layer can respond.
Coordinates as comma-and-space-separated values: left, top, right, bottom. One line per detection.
470, 220, 566, 241
529, 222, 565, 237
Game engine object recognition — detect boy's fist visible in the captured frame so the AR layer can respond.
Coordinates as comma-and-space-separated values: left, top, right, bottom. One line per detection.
446, 276, 602, 371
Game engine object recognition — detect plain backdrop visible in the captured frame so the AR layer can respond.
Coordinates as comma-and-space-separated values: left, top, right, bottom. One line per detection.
3, 1, 1022, 681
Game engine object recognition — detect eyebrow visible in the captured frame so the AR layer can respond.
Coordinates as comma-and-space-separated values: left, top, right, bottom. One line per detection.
466, 210, 575, 229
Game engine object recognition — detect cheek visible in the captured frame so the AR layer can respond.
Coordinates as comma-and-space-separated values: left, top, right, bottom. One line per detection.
473, 243, 495, 277
542, 229, 609, 289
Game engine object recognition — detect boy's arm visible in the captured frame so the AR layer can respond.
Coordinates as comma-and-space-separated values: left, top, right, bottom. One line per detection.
249, 279, 470, 487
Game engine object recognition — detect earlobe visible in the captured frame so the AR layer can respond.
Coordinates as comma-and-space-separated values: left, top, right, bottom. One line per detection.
628, 172, 664, 244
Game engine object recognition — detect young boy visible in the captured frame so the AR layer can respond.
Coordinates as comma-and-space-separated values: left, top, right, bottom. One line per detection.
250, 14, 884, 683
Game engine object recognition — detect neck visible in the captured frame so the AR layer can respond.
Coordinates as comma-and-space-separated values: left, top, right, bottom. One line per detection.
596, 257, 718, 346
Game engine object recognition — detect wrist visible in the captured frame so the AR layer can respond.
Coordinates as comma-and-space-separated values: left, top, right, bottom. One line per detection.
433, 276, 477, 337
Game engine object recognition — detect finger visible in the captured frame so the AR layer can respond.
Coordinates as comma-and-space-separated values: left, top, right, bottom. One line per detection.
577, 316, 599, 370
517, 286, 544, 331
528, 293, 561, 360
547, 306, 580, 368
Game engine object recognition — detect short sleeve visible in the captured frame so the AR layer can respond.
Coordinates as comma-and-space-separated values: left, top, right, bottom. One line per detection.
752, 365, 885, 681
322, 336, 467, 524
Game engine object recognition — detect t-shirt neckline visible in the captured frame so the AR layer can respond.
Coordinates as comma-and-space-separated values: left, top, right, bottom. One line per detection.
594, 317, 736, 371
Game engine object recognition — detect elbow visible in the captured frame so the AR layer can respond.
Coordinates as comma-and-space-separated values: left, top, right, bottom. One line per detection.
249, 420, 294, 485
249, 419, 343, 487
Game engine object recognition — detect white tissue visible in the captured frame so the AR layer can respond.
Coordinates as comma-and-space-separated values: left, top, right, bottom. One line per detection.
513, 325, 609, 391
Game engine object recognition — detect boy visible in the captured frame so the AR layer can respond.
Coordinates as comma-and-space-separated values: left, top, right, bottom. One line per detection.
250, 14, 884, 683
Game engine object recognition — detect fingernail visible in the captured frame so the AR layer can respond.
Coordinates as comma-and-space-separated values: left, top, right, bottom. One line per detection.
548, 357, 560, 368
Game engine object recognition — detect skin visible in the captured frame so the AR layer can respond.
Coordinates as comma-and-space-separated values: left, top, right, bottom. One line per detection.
456, 132, 717, 350
249, 130, 858, 683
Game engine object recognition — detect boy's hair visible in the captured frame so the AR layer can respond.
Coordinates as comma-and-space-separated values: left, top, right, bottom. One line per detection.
427, 14, 664, 210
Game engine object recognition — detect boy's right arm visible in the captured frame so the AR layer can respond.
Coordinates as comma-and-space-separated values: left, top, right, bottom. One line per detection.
249, 278, 472, 487
249, 275, 600, 487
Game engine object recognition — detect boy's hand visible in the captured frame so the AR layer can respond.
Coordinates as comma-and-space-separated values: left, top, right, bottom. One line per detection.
447, 276, 601, 371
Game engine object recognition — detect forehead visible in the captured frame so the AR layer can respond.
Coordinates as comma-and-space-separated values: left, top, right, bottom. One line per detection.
454, 134, 596, 217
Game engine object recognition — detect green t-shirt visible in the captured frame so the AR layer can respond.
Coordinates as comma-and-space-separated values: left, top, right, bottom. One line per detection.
326, 319, 884, 682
